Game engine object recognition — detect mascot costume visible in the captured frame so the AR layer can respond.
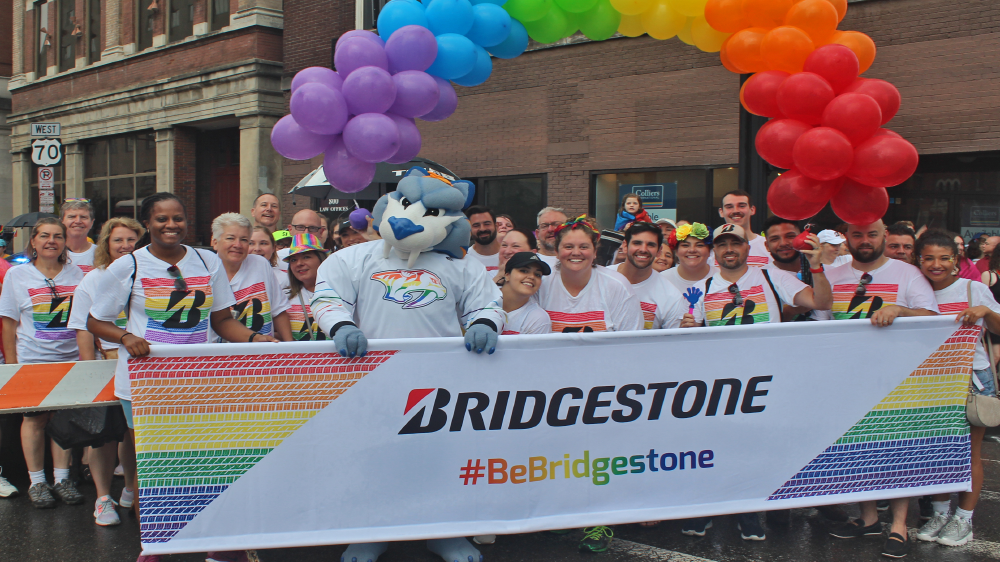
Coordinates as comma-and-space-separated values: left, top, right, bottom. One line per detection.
311, 167, 505, 562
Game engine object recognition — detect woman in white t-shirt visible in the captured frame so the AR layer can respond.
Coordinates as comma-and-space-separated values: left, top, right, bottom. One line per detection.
914, 231, 1000, 547
284, 233, 330, 341
0, 218, 88, 509
661, 223, 716, 327
492, 228, 538, 284
250, 225, 290, 292
536, 216, 643, 333
499, 252, 552, 335
68, 216, 144, 526
211, 214, 293, 341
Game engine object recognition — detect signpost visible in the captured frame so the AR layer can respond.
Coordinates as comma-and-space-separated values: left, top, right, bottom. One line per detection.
31, 122, 62, 213
38, 167, 55, 213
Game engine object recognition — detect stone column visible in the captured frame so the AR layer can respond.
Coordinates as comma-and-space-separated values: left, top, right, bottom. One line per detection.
12, 151, 33, 217
155, 127, 175, 193
238, 115, 282, 218
63, 143, 85, 198
102, 0, 125, 61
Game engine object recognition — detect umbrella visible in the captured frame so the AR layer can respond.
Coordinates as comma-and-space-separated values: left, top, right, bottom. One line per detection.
6, 212, 58, 229
290, 158, 461, 200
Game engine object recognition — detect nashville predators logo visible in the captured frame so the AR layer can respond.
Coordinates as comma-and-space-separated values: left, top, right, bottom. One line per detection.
371, 269, 447, 309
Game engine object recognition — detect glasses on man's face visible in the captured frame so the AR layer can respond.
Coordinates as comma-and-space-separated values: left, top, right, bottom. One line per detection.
919, 255, 955, 264
855, 272, 873, 296
166, 265, 188, 292
290, 224, 323, 234
537, 222, 562, 231
728, 283, 743, 306
44, 278, 59, 300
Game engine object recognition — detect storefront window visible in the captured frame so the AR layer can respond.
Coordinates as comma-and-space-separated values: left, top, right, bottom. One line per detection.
84, 132, 157, 231
478, 175, 545, 233
594, 168, 737, 232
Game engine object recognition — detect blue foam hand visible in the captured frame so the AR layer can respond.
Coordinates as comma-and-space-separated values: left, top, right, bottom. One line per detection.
464, 323, 498, 354
684, 287, 703, 306
333, 325, 368, 358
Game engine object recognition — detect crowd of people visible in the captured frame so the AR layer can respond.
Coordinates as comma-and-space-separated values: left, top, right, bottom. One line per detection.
0, 187, 998, 562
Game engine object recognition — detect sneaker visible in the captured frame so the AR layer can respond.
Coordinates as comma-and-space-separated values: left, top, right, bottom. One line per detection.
120, 487, 135, 509
815, 505, 850, 523
81, 464, 93, 483
28, 483, 56, 509
881, 532, 909, 558
680, 517, 713, 537
0, 470, 19, 498
877, 500, 890, 512
472, 535, 496, 545
206, 552, 250, 562
829, 518, 883, 539
936, 515, 973, 547
917, 496, 933, 521
737, 513, 766, 541
114, 464, 125, 477
579, 526, 613, 553
94, 495, 121, 526
51, 479, 84, 505
915, 512, 949, 542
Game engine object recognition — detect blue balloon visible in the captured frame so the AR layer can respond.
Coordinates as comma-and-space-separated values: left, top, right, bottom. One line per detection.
424, 0, 475, 36
471, 0, 506, 4
425, 34, 478, 80
487, 18, 528, 59
452, 45, 493, 87
377, 0, 429, 41
466, 4, 511, 47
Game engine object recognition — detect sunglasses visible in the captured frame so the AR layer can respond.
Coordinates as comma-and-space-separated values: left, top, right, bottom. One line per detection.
728, 283, 743, 307
855, 272, 873, 296
43, 278, 59, 300
166, 265, 188, 292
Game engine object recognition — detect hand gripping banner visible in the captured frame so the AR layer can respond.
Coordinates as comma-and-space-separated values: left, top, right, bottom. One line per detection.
130, 317, 974, 554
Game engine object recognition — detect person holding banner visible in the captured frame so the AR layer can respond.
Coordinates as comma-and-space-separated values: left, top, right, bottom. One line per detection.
498, 252, 551, 335
662, 223, 715, 328
284, 233, 330, 341
912, 231, 1000, 547
614, 223, 686, 330
0, 218, 88, 509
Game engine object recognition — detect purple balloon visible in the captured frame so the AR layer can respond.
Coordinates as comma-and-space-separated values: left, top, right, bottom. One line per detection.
385, 114, 422, 164
349, 208, 373, 230
335, 29, 385, 51
343, 113, 401, 164
270, 115, 336, 161
289, 83, 350, 136
290, 67, 343, 94
420, 76, 458, 122
385, 25, 439, 73
388, 71, 441, 118
324, 136, 377, 193
334, 37, 389, 77
342, 66, 397, 115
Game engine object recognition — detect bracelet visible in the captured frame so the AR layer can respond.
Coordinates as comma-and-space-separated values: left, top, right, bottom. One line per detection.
119, 333, 131, 345
810, 265, 824, 274
249, 331, 261, 343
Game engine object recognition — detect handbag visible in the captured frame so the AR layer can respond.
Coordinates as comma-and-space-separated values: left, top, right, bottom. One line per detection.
966, 281, 1000, 427
46, 406, 128, 449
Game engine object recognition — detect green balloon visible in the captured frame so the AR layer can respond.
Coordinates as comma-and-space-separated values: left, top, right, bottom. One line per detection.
578, 0, 621, 41
553, 0, 599, 14
504, 0, 552, 23
524, 5, 573, 43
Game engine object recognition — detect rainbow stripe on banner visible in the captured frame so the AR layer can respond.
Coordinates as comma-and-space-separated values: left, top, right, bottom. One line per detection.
130, 351, 396, 543
768, 326, 977, 500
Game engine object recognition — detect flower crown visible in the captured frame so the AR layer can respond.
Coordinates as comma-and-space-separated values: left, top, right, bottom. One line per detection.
553, 215, 598, 237
667, 222, 711, 249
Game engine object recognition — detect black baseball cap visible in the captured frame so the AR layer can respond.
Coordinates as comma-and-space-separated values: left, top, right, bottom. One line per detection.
337, 220, 355, 234
504, 252, 551, 275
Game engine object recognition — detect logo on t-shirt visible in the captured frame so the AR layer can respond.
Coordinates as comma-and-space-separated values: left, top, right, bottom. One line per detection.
371, 270, 447, 309
640, 302, 657, 330
232, 282, 272, 334
288, 302, 326, 341
832, 283, 898, 320
142, 275, 213, 344
28, 285, 76, 340
547, 310, 607, 333
705, 285, 771, 326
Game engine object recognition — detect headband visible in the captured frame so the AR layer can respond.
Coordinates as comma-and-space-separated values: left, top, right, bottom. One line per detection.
667, 223, 711, 249
553, 215, 597, 237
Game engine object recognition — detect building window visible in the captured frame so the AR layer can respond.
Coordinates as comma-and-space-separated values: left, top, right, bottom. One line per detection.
169, 0, 195, 42
211, 0, 229, 30
360, 0, 390, 30
36, 1, 51, 77
88, 0, 102, 62
478, 175, 546, 233
138, 0, 155, 50
84, 133, 158, 231
57, 0, 75, 71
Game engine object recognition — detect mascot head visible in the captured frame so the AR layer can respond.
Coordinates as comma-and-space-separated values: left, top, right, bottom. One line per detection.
372, 167, 475, 267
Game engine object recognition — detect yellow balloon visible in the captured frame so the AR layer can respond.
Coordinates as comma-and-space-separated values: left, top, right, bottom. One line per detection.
618, 13, 647, 36
641, 0, 685, 40
691, 15, 730, 52
677, 16, 695, 44
610, 0, 654, 16
668, 0, 708, 18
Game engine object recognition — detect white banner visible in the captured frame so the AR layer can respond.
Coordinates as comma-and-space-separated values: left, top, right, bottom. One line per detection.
130, 317, 975, 554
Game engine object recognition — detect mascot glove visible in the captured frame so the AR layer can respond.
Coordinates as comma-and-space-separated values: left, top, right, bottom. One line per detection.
464, 323, 497, 355
334, 325, 368, 358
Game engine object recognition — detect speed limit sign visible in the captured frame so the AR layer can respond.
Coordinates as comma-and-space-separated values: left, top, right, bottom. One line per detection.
31, 138, 62, 166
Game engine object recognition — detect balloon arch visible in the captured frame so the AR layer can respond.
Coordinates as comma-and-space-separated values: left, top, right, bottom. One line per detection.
271, 0, 918, 225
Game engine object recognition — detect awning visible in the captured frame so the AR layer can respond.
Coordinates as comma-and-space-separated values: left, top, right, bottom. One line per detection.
289, 158, 461, 200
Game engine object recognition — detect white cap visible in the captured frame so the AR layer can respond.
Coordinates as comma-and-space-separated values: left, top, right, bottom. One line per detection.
655, 218, 677, 228
818, 230, 846, 245
713, 223, 747, 242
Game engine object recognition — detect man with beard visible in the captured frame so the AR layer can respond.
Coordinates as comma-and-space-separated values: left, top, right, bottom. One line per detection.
885, 222, 917, 264
615, 223, 686, 329
251, 193, 281, 230
464, 205, 501, 272
713, 190, 771, 267
823, 219, 938, 559
535, 206, 569, 267
763, 217, 819, 322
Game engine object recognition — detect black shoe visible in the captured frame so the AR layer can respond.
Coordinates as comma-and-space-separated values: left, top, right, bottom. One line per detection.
766, 509, 790, 525
829, 518, 882, 539
877, 500, 890, 512
917, 496, 933, 521
737, 513, 766, 541
882, 532, 909, 558
816, 504, 851, 523
680, 517, 713, 537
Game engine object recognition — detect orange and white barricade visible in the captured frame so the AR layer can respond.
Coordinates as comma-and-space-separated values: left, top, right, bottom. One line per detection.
0, 360, 118, 413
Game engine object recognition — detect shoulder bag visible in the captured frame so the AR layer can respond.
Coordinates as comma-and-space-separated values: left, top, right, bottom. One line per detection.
965, 280, 1000, 427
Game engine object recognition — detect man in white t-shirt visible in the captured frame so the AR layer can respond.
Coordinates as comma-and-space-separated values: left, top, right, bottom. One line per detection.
277, 209, 327, 272
535, 206, 568, 268
713, 190, 770, 268
615, 223, 686, 329
62, 199, 96, 272
464, 205, 501, 273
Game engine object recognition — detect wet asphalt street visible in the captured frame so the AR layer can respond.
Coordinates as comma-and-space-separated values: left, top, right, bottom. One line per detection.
1, 414, 999, 562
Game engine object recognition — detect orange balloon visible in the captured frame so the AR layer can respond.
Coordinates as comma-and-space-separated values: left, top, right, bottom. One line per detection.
705, 0, 749, 33
761, 25, 814, 73
741, 0, 794, 29
726, 27, 769, 73
830, 30, 876, 73
821, 0, 847, 22
719, 36, 744, 73
784, 0, 838, 43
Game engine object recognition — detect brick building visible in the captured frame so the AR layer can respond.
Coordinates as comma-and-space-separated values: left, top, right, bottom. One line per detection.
284, 0, 1000, 237
7, 0, 284, 244
1, 0, 13, 226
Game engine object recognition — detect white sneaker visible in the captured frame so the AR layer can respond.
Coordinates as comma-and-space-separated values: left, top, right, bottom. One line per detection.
95, 495, 121, 526
0, 470, 18, 498
936, 514, 973, 546
114, 464, 125, 477
472, 535, 496, 545
120, 487, 135, 509
915, 512, 949, 541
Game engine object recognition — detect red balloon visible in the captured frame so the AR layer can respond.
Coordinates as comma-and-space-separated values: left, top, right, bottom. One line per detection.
802, 44, 859, 93
787, 170, 845, 203
847, 135, 919, 188
792, 127, 853, 181
755, 119, 813, 169
830, 179, 889, 225
742, 71, 790, 118
842, 78, 901, 125
767, 172, 829, 220
871, 128, 902, 140
821, 93, 882, 146
776, 72, 835, 125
